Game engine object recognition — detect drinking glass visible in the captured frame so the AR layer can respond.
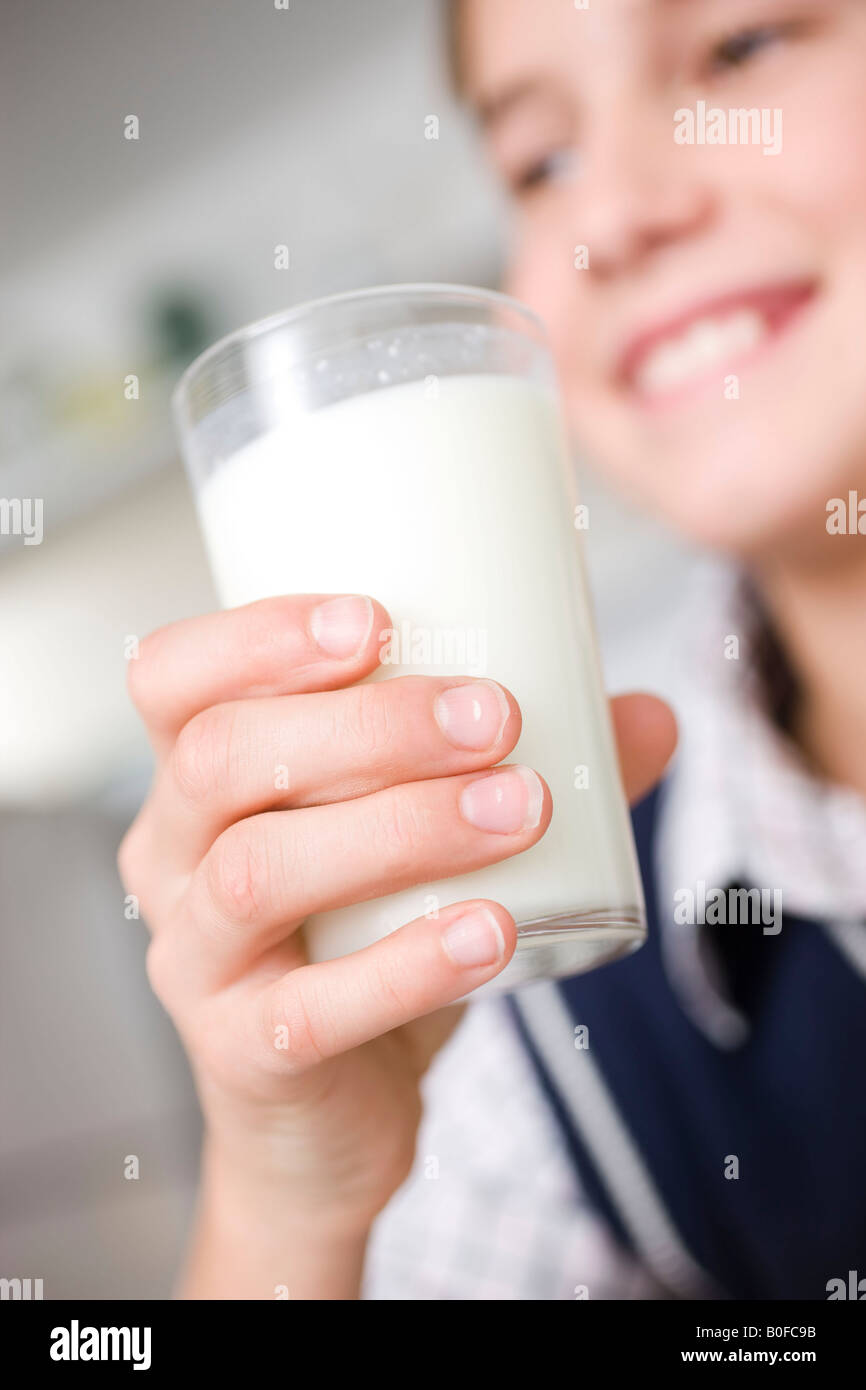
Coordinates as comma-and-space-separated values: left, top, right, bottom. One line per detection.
174, 284, 645, 991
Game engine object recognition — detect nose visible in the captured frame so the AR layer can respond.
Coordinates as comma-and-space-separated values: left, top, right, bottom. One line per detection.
576, 102, 715, 277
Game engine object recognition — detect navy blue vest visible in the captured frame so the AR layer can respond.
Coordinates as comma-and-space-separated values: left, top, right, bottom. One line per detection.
510, 784, 866, 1300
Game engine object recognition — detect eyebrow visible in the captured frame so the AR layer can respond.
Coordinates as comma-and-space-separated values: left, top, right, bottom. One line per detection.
471, 5, 654, 127
472, 0, 708, 128
475, 77, 553, 130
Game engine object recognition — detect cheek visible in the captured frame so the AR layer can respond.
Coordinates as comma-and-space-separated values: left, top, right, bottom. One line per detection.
506, 227, 630, 489
752, 39, 866, 228
505, 210, 600, 403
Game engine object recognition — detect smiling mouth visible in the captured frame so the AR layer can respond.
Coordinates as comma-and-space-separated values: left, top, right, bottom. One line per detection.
619, 280, 818, 406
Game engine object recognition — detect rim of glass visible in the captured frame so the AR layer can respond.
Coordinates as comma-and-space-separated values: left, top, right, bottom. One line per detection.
173, 282, 548, 414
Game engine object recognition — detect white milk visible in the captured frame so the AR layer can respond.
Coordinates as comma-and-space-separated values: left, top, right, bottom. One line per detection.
197, 372, 644, 988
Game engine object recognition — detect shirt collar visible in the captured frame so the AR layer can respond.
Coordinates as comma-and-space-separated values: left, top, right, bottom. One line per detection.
653, 562, 866, 1047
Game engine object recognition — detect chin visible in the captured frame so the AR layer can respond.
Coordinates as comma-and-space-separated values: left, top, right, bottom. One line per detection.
642, 449, 854, 559
584, 386, 865, 559
659, 488, 805, 556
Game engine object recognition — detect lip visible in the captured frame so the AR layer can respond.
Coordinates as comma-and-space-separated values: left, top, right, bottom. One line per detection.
616, 279, 818, 407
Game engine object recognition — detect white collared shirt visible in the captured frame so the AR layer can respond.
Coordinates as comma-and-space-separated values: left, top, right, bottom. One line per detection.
362, 564, 866, 1299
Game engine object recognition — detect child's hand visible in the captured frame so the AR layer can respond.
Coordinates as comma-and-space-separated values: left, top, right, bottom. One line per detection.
119, 593, 675, 1295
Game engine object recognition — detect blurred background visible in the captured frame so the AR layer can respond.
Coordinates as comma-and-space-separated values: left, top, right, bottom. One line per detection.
0, 0, 694, 1297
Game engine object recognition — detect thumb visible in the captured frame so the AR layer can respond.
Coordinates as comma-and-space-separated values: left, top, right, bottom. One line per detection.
610, 692, 678, 805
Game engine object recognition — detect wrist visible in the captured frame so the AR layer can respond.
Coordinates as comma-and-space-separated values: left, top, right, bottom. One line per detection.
200, 1134, 378, 1242
179, 1139, 371, 1300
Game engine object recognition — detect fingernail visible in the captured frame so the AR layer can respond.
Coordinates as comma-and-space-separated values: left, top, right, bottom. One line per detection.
434, 680, 510, 750
310, 596, 374, 659
441, 906, 505, 968
459, 766, 544, 833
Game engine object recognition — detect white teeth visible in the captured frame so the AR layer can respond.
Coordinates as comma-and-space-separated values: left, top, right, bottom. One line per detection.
634, 308, 766, 398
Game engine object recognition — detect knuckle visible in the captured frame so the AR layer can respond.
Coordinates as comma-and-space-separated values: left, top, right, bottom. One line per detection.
234, 598, 302, 676
375, 788, 431, 864
116, 822, 142, 891
125, 629, 161, 714
205, 822, 267, 927
367, 955, 414, 1019
144, 935, 174, 1005
340, 683, 398, 758
116, 812, 155, 901
171, 707, 228, 806
264, 980, 333, 1074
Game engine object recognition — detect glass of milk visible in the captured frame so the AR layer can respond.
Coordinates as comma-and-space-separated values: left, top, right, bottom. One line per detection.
173, 284, 645, 991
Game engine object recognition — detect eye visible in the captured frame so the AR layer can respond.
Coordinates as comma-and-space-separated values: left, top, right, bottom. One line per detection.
514, 147, 578, 195
707, 23, 790, 74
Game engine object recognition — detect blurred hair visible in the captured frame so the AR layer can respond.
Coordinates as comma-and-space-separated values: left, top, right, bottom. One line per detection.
444, 0, 466, 97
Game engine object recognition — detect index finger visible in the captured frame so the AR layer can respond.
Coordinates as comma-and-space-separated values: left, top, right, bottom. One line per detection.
127, 593, 386, 759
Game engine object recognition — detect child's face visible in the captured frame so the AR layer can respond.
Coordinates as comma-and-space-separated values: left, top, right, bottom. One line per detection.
461, 0, 866, 555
